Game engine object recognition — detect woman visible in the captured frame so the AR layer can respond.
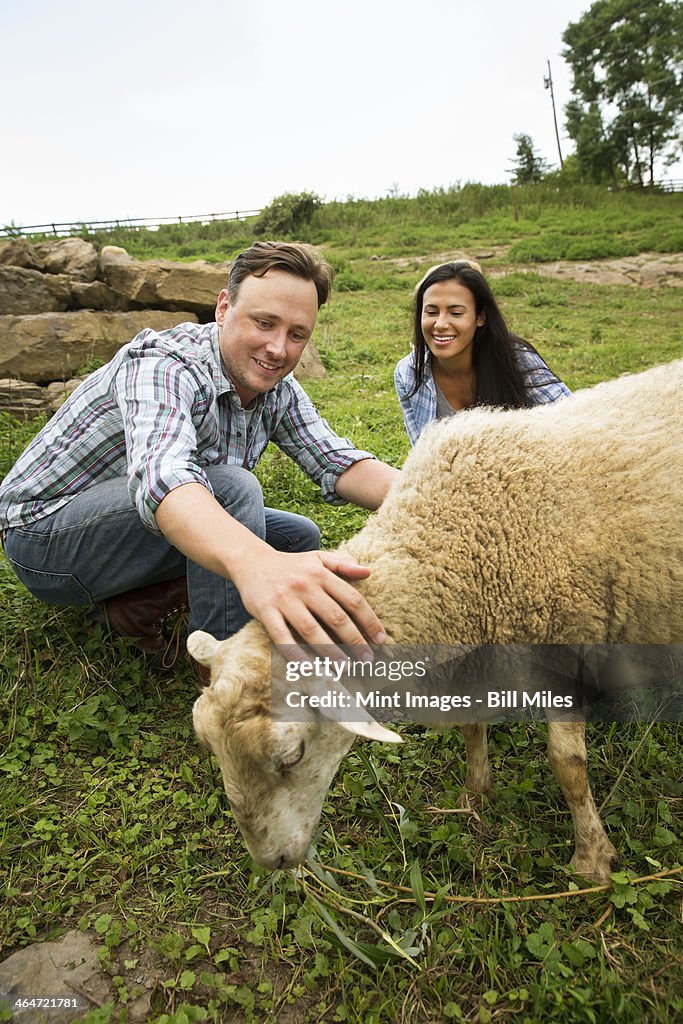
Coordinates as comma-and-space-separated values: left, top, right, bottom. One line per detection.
395, 260, 570, 445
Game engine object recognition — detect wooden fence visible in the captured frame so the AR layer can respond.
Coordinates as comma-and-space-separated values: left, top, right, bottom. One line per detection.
619, 179, 683, 193
0, 208, 263, 239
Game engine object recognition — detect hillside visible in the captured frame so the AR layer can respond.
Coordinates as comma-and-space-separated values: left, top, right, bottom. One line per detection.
69, 182, 683, 268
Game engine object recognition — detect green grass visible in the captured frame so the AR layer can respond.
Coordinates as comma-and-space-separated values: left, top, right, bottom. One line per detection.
1, 191, 682, 1022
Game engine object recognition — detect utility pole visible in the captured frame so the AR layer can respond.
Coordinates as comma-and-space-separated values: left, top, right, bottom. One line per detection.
544, 60, 564, 169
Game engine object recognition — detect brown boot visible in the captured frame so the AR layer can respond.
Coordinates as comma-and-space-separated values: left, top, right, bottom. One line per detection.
95, 577, 188, 664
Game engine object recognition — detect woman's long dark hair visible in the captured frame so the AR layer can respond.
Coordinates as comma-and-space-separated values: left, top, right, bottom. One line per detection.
409, 261, 554, 408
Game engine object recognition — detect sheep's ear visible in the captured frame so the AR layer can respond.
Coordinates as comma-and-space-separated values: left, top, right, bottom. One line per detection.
307, 678, 403, 744
187, 630, 222, 667
337, 718, 403, 743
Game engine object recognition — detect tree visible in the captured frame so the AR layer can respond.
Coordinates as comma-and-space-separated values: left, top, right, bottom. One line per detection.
564, 100, 625, 186
563, 0, 683, 186
508, 134, 551, 184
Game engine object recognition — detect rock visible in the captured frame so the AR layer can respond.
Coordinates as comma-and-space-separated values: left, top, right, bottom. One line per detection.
0, 379, 49, 419
33, 238, 99, 282
295, 342, 327, 380
531, 253, 683, 287
45, 377, 87, 414
0, 310, 199, 383
71, 279, 124, 311
156, 263, 229, 311
535, 261, 634, 287
99, 247, 230, 312
389, 249, 473, 270
0, 267, 72, 315
0, 930, 111, 1024
0, 238, 46, 272
638, 258, 683, 287
98, 246, 155, 304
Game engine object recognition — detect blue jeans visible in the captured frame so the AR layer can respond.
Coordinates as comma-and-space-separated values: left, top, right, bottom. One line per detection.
3, 466, 321, 640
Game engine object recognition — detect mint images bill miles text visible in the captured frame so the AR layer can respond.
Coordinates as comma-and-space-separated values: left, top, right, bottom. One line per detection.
284, 689, 574, 711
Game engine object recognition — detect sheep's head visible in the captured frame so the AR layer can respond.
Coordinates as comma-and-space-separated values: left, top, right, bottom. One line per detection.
188, 624, 401, 869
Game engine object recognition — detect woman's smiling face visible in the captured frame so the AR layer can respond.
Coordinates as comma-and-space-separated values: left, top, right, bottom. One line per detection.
420, 279, 484, 364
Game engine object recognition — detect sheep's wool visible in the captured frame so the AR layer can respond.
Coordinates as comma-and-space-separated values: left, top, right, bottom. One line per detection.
344, 359, 682, 646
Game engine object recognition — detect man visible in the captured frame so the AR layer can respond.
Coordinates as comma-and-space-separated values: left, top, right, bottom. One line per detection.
0, 241, 399, 661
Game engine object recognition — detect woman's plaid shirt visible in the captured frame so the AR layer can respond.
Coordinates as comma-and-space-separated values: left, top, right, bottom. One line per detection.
395, 345, 571, 446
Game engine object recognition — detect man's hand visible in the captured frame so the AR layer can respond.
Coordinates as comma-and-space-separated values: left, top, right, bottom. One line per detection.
156, 482, 387, 651
232, 547, 386, 656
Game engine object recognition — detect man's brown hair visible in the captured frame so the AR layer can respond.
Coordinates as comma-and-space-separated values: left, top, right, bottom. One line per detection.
228, 241, 334, 308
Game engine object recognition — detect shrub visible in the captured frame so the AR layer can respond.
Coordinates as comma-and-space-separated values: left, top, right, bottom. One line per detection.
641, 227, 683, 253
528, 290, 569, 307
335, 271, 366, 292
254, 191, 323, 238
563, 236, 636, 260
508, 235, 567, 263
489, 273, 536, 296
367, 272, 405, 291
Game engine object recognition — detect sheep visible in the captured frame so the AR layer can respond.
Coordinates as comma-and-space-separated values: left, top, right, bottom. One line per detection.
188, 359, 683, 880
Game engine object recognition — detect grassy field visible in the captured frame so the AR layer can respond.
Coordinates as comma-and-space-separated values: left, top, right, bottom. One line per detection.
1, 186, 682, 1023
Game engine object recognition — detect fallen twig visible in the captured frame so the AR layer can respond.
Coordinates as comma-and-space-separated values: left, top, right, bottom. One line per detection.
593, 904, 614, 929
424, 805, 479, 815
196, 862, 683, 906
314, 863, 683, 906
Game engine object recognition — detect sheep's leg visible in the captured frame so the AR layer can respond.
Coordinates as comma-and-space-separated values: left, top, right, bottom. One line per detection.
547, 721, 618, 883
456, 723, 493, 808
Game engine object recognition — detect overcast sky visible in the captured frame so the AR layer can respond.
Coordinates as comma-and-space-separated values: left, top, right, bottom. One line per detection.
1, 0, 680, 229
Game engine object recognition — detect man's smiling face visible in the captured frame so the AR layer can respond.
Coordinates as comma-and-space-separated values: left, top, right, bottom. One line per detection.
215, 269, 319, 407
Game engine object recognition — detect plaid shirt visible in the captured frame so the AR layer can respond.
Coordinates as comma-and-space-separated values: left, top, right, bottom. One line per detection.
0, 321, 374, 535
395, 345, 571, 446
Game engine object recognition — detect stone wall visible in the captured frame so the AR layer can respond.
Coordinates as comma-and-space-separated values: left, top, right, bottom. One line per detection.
0, 237, 326, 419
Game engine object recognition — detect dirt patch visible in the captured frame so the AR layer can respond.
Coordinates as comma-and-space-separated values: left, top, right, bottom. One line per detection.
518, 251, 683, 287
0, 922, 321, 1024
384, 249, 683, 287
386, 246, 506, 269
